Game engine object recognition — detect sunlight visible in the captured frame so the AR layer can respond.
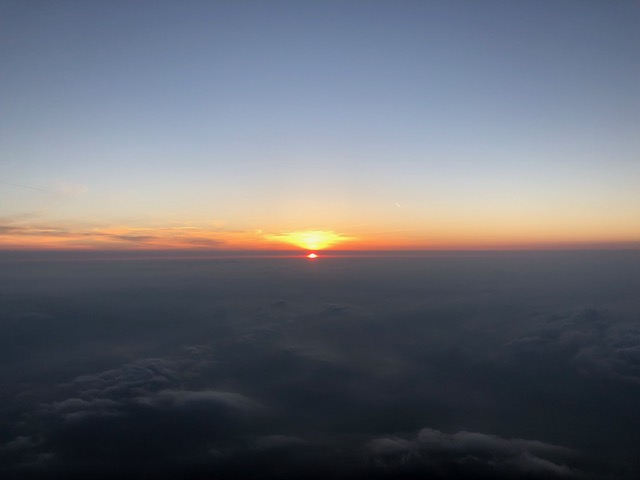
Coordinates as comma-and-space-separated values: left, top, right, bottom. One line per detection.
265, 230, 351, 250
307, 252, 318, 259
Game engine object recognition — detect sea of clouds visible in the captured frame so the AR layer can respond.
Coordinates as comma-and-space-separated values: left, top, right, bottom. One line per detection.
1, 251, 639, 479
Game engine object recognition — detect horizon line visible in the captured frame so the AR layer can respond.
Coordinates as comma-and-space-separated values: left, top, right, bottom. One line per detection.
0, 247, 638, 262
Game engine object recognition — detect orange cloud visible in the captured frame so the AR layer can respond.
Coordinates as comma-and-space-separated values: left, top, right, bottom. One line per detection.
0, 224, 262, 250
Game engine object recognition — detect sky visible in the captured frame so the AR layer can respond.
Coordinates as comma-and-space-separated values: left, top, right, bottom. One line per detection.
1, 1, 639, 250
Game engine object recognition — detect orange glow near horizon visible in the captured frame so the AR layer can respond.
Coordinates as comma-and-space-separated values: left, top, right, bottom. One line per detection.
264, 230, 352, 250
0, 222, 638, 251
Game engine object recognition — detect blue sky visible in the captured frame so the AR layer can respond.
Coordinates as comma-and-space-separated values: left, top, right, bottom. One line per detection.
1, 1, 639, 249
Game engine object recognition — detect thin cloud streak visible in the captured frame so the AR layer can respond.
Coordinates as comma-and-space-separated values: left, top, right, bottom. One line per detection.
0, 224, 233, 249
0, 182, 62, 196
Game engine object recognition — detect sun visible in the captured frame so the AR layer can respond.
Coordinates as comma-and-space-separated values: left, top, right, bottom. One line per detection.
307, 253, 318, 259
265, 230, 351, 250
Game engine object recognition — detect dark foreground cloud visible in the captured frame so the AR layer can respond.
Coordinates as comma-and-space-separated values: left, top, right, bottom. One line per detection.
2, 351, 265, 478
1, 251, 639, 478
366, 428, 585, 479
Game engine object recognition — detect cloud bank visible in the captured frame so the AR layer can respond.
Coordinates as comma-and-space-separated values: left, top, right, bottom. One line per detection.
1, 251, 638, 478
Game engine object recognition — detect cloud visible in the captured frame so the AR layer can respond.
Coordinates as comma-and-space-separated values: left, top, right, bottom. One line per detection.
366, 428, 580, 478
43, 398, 122, 421
134, 389, 259, 412
0, 223, 229, 248
1, 348, 268, 478
2, 253, 640, 479
113, 234, 159, 243
499, 309, 640, 384
368, 437, 417, 455
0, 225, 73, 237
60, 351, 216, 398
179, 236, 226, 247
415, 428, 573, 458
0, 180, 88, 197
2, 436, 41, 452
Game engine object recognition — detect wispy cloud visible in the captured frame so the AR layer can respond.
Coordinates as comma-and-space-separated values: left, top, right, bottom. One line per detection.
0, 224, 233, 249
0, 180, 89, 197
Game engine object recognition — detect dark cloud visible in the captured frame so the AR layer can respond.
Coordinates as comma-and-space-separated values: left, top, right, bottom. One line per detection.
134, 389, 260, 412
496, 308, 640, 384
2, 349, 265, 478
365, 428, 581, 479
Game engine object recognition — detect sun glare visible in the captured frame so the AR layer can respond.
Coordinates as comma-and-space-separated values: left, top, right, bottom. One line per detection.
307, 253, 318, 259
266, 230, 350, 250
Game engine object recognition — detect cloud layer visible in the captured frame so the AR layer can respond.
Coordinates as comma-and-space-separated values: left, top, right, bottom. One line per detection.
1, 251, 639, 478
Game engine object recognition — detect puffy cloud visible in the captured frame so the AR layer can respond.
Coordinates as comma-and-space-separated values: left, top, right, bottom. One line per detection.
3, 348, 266, 478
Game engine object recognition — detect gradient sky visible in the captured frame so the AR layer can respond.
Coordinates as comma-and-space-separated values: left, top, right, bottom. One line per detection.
1, 0, 639, 250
